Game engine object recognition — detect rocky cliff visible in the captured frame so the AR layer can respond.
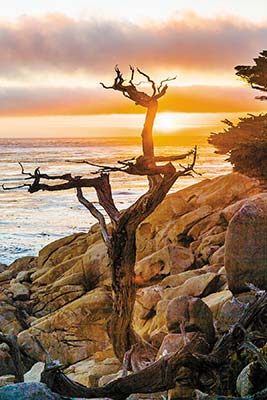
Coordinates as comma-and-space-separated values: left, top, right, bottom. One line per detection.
0, 172, 266, 398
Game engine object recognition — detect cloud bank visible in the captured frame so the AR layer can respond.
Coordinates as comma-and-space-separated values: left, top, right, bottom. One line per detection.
0, 14, 266, 78
0, 85, 265, 116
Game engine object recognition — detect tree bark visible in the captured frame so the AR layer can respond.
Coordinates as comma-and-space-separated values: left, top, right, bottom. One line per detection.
141, 99, 158, 163
108, 226, 139, 361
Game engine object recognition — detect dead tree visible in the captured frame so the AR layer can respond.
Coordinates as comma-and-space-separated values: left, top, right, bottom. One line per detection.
3, 67, 197, 363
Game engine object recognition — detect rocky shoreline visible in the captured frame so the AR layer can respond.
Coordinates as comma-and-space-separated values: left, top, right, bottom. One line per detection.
0, 172, 267, 399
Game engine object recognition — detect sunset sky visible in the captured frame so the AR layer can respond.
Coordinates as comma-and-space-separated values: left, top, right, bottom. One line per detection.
0, 0, 267, 137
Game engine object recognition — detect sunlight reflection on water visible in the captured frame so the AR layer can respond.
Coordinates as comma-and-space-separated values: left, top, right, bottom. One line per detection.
0, 135, 231, 265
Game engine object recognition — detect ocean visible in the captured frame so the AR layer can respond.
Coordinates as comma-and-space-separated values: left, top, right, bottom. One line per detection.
0, 114, 234, 265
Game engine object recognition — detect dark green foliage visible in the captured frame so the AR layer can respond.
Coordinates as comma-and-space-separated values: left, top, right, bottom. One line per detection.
235, 50, 267, 100
229, 141, 267, 179
208, 114, 267, 180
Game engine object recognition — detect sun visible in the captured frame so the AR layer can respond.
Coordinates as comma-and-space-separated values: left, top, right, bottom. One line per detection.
155, 112, 177, 132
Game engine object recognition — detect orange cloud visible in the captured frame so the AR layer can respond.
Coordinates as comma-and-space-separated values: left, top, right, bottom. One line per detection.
0, 85, 265, 116
0, 13, 266, 78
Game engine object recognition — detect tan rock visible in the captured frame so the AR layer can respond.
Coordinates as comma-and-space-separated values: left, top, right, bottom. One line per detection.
0, 375, 15, 387
31, 284, 85, 317
148, 300, 169, 341
0, 299, 24, 335
135, 245, 194, 284
133, 286, 163, 340
65, 358, 95, 386
136, 195, 189, 260
195, 232, 225, 260
33, 232, 92, 283
24, 362, 45, 382
166, 295, 215, 343
10, 282, 30, 301
209, 245, 225, 265
225, 193, 267, 293
163, 272, 220, 300
180, 173, 260, 210
202, 290, 233, 318
188, 212, 222, 240
15, 270, 33, 283
8, 256, 37, 275
87, 357, 121, 386
33, 254, 84, 286
164, 205, 213, 244
18, 287, 113, 365
98, 369, 123, 386
0, 270, 13, 283
161, 270, 205, 288
65, 356, 121, 387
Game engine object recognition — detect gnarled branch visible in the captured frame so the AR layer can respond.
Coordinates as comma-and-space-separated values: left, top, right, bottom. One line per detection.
76, 187, 110, 244
100, 66, 176, 108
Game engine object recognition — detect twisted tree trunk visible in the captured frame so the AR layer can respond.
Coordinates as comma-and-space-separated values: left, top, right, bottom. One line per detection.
108, 227, 139, 361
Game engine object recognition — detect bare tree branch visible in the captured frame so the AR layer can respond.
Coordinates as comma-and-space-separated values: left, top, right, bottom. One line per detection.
158, 76, 177, 92
100, 66, 176, 108
76, 187, 110, 244
136, 68, 157, 96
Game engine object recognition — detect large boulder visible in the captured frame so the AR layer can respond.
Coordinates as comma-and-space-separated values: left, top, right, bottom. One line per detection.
225, 193, 267, 293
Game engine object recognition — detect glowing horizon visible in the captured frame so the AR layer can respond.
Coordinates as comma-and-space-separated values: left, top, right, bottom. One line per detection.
0, 1, 266, 136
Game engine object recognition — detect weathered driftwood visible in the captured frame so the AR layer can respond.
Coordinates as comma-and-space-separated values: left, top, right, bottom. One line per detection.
40, 291, 267, 399
41, 333, 204, 400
